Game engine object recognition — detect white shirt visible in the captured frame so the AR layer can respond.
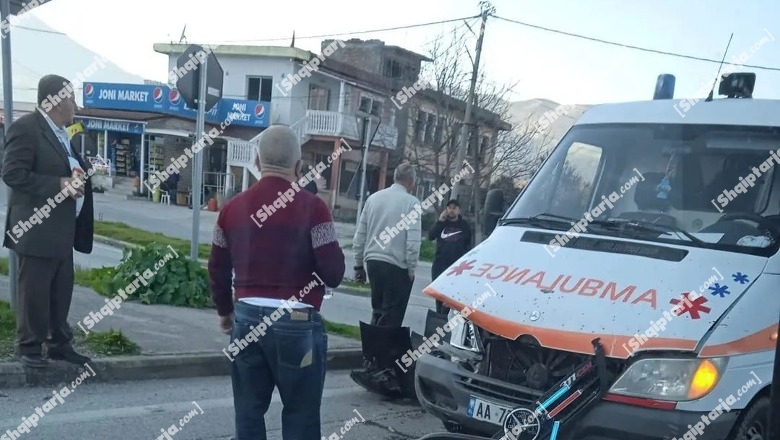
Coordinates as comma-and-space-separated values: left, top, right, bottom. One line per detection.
38, 108, 83, 216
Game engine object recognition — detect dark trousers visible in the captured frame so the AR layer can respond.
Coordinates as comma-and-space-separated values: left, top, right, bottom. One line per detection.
16, 254, 75, 356
366, 260, 413, 327
432, 260, 453, 314
231, 301, 328, 440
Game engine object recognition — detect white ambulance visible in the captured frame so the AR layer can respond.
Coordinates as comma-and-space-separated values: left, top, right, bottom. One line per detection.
414, 73, 778, 440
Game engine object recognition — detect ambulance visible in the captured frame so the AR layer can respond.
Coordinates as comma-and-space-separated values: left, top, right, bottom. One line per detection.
414, 73, 778, 440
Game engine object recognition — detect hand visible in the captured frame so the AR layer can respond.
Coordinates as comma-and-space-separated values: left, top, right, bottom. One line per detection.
60, 177, 85, 198
219, 313, 234, 334
354, 267, 367, 282
439, 211, 448, 221
409, 272, 415, 282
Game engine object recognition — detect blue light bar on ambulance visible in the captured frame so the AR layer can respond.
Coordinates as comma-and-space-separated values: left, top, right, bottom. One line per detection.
653, 74, 675, 100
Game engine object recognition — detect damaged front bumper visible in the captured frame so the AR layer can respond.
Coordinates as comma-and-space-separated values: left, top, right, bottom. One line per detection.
414, 353, 740, 440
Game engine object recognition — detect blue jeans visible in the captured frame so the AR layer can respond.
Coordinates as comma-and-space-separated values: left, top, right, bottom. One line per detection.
231, 301, 328, 440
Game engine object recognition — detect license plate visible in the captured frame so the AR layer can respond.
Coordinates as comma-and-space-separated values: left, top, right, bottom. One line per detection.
467, 396, 513, 426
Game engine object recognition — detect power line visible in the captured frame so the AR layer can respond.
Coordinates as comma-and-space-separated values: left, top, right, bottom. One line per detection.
491, 14, 780, 72
212, 15, 481, 44
10, 25, 66, 35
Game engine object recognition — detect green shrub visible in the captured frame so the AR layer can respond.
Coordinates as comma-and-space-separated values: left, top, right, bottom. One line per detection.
0, 300, 15, 358
420, 240, 435, 262
81, 329, 140, 356
97, 243, 211, 307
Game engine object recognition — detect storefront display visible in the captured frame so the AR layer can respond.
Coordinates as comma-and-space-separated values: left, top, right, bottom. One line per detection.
78, 116, 146, 178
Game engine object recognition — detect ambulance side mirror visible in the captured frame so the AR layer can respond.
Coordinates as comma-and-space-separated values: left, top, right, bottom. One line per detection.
483, 188, 504, 237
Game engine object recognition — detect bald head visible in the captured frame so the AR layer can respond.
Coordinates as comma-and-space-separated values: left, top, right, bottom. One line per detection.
256, 125, 301, 172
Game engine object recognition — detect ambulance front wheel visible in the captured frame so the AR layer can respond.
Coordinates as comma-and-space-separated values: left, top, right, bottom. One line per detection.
728, 395, 769, 440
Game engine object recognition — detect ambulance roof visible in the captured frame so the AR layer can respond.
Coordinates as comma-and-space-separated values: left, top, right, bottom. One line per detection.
576, 98, 780, 128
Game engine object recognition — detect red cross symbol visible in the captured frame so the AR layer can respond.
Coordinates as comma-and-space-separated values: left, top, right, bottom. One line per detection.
447, 259, 476, 276
670, 293, 711, 320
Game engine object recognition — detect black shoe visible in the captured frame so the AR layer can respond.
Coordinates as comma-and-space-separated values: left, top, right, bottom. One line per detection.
19, 354, 49, 369
48, 349, 91, 365
363, 358, 381, 373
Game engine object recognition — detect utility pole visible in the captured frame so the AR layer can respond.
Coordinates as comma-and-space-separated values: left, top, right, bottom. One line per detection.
1, 0, 18, 313
190, 56, 207, 260
451, 1, 493, 202
356, 117, 371, 221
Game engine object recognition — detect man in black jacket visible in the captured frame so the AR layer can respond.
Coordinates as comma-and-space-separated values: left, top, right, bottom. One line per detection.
2, 75, 94, 368
428, 199, 471, 313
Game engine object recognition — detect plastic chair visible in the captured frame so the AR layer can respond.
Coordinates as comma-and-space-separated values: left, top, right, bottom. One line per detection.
160, 192, 171, 205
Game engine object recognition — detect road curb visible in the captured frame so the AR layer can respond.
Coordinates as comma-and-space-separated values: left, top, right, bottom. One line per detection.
93, 235, 137, 250
336, 286, 371, 297
0, 348, 363, 389
93, 235, 209, 265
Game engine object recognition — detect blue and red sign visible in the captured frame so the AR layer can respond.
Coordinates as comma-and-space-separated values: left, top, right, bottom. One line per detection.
82, 82, 270, 128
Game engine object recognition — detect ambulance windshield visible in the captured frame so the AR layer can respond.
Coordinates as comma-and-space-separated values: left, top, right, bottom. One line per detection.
506, 123, 780, 255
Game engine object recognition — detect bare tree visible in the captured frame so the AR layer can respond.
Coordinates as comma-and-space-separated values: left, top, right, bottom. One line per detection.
400, 25, 555, 240
401, 27, 472, 209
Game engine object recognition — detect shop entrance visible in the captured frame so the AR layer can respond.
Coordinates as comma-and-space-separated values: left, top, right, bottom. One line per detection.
79, 117, 146, 178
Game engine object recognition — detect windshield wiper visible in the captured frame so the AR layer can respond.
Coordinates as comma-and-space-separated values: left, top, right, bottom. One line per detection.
589, 218, 705, 245
500, 213, 580, 230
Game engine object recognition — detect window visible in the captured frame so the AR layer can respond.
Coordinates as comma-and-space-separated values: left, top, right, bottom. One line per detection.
450, 122, 462, 151
433, 116, 444, 147
359, 95, 382, 117
506, 123, 780, 256
247, 76, 273, 101
424, 113, 437, 145
383, 58, 403, 79
359, 97, 372, 113
415, 176, 435, 201
308, 86, 330, 111
370, 100, 381, 117
473, 134, 490, 160
414, 111, 428, 142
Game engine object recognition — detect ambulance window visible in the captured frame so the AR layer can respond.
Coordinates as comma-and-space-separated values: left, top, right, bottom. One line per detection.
549, 142, 603, 217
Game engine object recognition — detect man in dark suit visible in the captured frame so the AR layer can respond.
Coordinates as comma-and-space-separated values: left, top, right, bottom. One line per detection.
2, 74, 94, 368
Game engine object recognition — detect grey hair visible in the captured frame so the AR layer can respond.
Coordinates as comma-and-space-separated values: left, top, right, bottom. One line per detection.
394, 162, 416, 183
256, 125, 301, 169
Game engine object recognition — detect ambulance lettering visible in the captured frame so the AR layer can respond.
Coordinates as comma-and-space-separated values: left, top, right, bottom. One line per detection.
449, 260, 658, 309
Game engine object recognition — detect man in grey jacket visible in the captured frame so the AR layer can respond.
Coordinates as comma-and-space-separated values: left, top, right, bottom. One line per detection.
352, 163, 421, 327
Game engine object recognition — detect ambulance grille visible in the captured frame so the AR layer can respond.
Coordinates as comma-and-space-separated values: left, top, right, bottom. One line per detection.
482, 338, 626, 392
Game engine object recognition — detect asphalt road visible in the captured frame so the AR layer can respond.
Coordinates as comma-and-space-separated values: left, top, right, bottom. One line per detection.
0, 372, 444, 440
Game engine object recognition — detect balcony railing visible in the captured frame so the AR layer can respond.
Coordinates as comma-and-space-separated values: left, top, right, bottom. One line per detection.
303, 110, 397, 150
227, 140, 255, 166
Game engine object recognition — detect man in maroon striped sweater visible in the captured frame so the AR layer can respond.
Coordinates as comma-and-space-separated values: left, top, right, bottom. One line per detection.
208, 125, 345, 440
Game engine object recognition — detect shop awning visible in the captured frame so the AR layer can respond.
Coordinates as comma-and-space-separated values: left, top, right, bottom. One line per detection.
145, 128, 192, 138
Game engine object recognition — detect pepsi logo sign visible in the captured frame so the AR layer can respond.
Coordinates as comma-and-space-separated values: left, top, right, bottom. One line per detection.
153, 87, 164, 103
169, 89, 181, 105
84, 84, 94, 98
254, 104, 265, 118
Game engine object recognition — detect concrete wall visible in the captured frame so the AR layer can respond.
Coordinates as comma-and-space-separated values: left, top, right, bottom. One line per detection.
165, 55, 295, 125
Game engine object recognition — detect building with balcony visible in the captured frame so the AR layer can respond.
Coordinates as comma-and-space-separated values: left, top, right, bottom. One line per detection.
322, 39, 512, 213
152, 42, 401, 218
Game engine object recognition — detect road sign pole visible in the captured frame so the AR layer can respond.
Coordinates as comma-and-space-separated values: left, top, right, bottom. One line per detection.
1, 0, 18, 313
190, 57, 207, 261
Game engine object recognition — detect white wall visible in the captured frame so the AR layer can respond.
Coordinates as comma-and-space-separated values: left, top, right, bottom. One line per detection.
163, 53, 392, 132
165, 54, 297, 125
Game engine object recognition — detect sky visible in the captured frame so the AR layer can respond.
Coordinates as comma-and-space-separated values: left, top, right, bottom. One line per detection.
16, 0, 780, 105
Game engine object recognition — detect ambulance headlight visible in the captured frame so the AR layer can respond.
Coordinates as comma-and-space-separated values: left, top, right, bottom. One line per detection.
609, 357, 727, 401
448, 309, 482, 353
